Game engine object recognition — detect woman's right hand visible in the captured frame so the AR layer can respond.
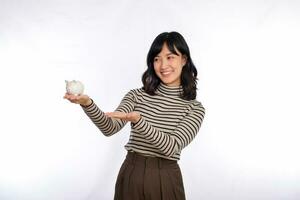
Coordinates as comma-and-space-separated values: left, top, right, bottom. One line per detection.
63, 93, 92, 107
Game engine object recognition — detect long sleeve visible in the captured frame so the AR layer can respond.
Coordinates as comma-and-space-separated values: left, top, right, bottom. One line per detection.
80, 90, 136, 136
132, 102, 205, 157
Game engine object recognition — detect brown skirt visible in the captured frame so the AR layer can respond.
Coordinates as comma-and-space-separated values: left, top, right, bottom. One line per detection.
114, 151, 186, 200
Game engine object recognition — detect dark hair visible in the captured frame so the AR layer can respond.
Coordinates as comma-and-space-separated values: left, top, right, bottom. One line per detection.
142, 31, 198, 100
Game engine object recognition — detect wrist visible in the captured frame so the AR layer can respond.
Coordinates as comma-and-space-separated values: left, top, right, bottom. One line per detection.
133, 116, 141, 124
82, 99, 93, 107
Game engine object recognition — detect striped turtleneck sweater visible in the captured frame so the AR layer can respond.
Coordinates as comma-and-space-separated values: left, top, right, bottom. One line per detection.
80, 83, 205, 160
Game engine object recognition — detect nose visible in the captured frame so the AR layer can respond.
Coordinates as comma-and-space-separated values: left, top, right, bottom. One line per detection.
161, 58, 169, 69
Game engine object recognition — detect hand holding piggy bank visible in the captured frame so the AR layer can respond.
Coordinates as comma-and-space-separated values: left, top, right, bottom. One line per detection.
64, 80, 92, 106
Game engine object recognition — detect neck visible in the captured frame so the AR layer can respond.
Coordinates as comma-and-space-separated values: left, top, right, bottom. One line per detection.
156, 82, 183, 97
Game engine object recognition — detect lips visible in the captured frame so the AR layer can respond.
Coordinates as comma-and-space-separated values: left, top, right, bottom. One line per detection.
161, 71, 173, 76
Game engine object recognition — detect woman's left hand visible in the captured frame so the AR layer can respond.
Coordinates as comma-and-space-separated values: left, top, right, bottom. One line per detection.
105, 111, 141, 123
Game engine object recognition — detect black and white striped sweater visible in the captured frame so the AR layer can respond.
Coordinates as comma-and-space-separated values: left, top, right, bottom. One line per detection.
81, 83, 205, 160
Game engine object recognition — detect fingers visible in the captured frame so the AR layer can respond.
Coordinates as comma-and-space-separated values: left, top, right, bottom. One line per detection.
105, 112, 128, 120
105, 112, 113, 117
63, 93, 80, 104
105, 111, 140, 123
105, 112, 120, 117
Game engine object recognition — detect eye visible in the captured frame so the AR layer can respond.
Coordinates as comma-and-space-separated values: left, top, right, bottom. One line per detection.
154, 57, 159, 62
167, 56, 174, 60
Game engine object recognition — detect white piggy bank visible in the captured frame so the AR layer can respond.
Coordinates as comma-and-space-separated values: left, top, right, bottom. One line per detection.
65, 80, 84, 95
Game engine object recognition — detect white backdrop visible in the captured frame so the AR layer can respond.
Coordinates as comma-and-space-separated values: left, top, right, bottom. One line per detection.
0, 0, 300, 199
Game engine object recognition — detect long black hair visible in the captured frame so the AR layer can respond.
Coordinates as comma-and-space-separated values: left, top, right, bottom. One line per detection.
142, 31, 198, 100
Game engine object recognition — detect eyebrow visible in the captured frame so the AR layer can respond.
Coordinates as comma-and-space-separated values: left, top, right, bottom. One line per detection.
155, 53, 176, 57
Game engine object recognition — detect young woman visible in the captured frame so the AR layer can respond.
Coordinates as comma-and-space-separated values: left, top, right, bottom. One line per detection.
64, 31, 205, 200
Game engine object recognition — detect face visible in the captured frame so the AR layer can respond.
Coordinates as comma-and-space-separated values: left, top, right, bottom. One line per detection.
153, 43, 187, 87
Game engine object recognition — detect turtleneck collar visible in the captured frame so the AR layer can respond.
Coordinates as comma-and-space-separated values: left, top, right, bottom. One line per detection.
156, 82, 183, 97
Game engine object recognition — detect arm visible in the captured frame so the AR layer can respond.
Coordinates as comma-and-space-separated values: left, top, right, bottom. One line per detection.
132, 103, 205, 157
80, 90, 136, 136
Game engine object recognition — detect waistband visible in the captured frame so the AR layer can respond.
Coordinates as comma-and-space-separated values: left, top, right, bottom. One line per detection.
125, 151, 178, 169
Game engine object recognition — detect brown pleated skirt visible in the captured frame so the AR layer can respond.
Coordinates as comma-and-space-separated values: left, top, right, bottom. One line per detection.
114, 151, 186, 200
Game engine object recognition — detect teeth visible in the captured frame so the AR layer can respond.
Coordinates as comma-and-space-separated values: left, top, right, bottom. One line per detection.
161, 71, 172, 75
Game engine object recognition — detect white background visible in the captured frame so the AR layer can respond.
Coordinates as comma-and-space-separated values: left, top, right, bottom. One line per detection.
0, 0, 299, 199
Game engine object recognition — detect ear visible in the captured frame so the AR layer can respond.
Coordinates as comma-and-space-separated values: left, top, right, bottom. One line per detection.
182, 55, 187, 67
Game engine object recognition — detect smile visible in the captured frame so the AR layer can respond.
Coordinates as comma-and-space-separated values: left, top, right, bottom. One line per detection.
161, 71, 173, 76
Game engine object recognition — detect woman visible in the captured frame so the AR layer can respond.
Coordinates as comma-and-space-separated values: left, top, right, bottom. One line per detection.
64, 31, 205, 200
